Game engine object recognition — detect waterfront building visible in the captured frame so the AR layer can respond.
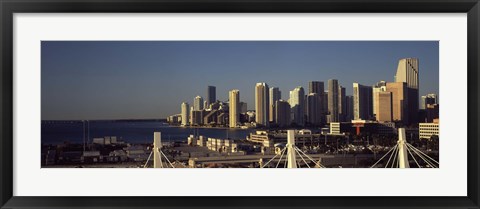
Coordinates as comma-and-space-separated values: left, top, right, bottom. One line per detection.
276, 100, 291, 127
269, 87, 281, 123
338, 85, 346, 122
374, 91, 393, 122
289, 86, 305, 126
255, 83, 270, 126
239, 102, 248, 113
419, 120, 439, 139
181, 102, 190, 126
328, 79, 339, 123
386, 82, 409, 124
203, 109, 219, 125
194, 95, 204, 111
191, 110, 204, 126
395, 58, 419, 124
353, 82, 373, 120
229, 89, 240, 128
372, 81, 387, 117
421, 93, 438, 109
306, 93, 321, 126
207, 86, 216, 107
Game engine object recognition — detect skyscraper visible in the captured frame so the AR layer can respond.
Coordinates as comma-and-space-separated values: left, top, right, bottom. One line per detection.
374, 91, 393, 122
309, 81, 324, 94
338, 85, 346, 122
309, 81, 325, 123
255, 83, 270, 126
306, 93, 321, 126
353, 83, 373, 120
269, 87, 281, 123
395, 58, 419, 124
421, 93, 438, 109
229, 89, 240, 128
386, 82, 409, 124
372, 81, 387, 117
345, 95, 354, 121
207, 86, 216, 107
327, 79, 339, 123
181, 102, 190, 126
276, 100, 291, 128
323, 91, 328, 123
193, 95, 204, 111
289, 86, 305, 126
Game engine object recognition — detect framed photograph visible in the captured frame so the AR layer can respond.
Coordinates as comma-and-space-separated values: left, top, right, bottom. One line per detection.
1, 0, 479, 208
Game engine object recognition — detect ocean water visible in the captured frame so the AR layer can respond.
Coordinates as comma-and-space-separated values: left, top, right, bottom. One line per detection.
41, 120, 254, 145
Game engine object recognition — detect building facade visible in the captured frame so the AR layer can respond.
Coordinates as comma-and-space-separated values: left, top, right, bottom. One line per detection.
207, 86, 216, 107
353, 82, 373, 120
395, 58, 419, 124
255, 83, 270, 126
181, 102, 190, 126
374, 91, 393, 122
386, 82, 409, 124
328, 79, 339, 123
194, 95, 204, 111
269, 87, 281, 123
289, 86, 305, 126
276, 100, 291, 127
229, 89, 240, 128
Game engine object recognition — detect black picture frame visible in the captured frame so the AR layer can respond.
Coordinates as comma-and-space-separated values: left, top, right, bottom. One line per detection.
1, 0, 479, 208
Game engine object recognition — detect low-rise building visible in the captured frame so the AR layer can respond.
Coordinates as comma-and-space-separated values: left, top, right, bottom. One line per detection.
419, 120, 439, 140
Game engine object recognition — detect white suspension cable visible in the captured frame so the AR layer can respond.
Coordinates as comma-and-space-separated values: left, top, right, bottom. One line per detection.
370, 144, 397, 168
143, 151, 153, 168
261, 147, 286, 168
160, 149, 175, 168
385, 145, 398, 168
294, 147, 323, 168
295, 148, 311, 168
276, 147, 287, 168
406, 145, 421, 168
407, 143, 439, 165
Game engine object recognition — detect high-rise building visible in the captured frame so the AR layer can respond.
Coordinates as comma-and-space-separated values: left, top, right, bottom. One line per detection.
421, 93, 438, 109
207, 86, 216, 107
338, 86, 346, 122
327, 79, 339, 123
372, 81, 387, 117
229, 89, 240, 128
191, 110, 204, 125
194, 95, 204, 111
426, 104, 439, 122
345, 95, 354, 121
239, 102, 248, 113
323, 91, 328, 123
309, 81, 324, 94
181, 102, 190, 126
386, 82, 409, 124
289, 86, 305, 126
276, 100, 291, 127
395, 58, 419, 124
308, 81, 325, 123
353, 83, 373, 120
269, 87, 281, 123
306, 93, 321, 126
255, 83, 270, 126
374, 91, 393, 122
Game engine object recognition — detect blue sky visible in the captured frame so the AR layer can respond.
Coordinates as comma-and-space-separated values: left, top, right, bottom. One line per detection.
41, 41, 439, 120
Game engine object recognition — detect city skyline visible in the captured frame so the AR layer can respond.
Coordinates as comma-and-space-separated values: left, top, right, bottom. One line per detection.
42, 41, 439, 120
